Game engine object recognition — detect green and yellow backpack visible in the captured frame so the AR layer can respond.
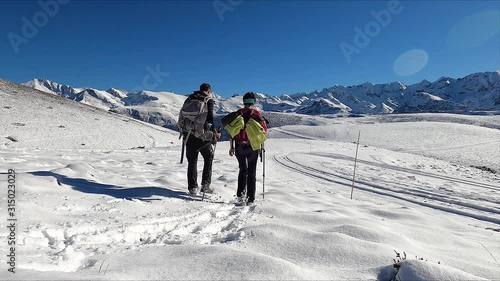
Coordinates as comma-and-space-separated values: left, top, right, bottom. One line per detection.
221, 109, 267, 151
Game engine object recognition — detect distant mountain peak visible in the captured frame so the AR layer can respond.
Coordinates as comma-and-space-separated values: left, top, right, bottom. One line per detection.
18, 70, 500, 125
106, 88, 128, 99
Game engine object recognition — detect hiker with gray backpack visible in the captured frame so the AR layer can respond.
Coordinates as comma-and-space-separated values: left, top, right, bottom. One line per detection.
178, 83, 221, 195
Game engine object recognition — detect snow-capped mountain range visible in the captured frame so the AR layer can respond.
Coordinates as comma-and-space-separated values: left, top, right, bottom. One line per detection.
23, 71, 499, 128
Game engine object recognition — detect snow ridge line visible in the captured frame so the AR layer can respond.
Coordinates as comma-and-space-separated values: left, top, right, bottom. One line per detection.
271, 127, 317, 140
402, 139, 500, 153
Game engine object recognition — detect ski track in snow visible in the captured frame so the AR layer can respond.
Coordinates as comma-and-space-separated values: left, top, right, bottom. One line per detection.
323, 152, 500, 191
270, 123, 500, 172
273, 152, 500, 225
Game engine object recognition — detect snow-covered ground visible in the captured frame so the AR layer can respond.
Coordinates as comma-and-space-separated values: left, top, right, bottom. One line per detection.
1, 80, 499, 280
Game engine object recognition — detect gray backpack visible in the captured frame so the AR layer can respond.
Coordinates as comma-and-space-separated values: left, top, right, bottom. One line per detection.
178, 95, 214, 141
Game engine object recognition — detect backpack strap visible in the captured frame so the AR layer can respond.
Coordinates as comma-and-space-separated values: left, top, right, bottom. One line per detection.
240, 108, 250, 129
240, 108, 257, 121
248, 109, 265, 123
203, 95, 213, 126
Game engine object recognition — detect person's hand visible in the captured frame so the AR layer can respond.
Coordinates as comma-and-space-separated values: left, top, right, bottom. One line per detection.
216, 132, 221, 140
229, 147, 235, 156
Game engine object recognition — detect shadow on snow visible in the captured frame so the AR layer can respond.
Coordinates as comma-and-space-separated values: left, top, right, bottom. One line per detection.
30, 171, 193, 202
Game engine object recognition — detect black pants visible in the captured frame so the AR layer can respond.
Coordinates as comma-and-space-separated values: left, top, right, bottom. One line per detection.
235, 143, 260, 202
186, 136, 214, 189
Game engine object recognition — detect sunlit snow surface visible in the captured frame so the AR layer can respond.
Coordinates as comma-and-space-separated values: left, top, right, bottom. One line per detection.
1, 79, 499, 280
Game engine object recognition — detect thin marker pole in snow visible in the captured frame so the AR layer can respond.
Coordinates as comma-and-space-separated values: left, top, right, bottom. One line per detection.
350, 130, 361, 200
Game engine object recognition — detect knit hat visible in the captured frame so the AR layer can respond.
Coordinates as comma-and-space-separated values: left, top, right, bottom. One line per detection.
200, 83, 211, 92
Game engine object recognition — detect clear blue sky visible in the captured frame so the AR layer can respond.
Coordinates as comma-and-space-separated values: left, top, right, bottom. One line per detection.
1, 0, 499, 97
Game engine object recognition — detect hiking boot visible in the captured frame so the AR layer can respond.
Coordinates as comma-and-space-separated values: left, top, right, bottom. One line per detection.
200, 184, 214, 194
236, 196, 244, 203
188, 187, 198, 195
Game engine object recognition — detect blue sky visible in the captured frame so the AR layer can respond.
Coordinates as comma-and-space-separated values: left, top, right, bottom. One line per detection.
1, 1, 499, 97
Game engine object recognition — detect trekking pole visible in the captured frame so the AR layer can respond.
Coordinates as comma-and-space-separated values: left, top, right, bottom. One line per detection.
262, 143, 266, 200
180, 134, 185, 164
350, 130, 361, 200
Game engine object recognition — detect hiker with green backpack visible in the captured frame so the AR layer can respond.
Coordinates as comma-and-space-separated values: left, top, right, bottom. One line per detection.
222, 92, 268, 205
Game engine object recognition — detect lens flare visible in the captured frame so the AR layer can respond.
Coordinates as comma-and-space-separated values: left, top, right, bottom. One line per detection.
393, 49, 429, 76
447, 10, 500, 49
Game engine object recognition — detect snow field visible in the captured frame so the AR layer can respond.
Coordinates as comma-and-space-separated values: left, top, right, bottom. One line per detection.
1, 80, 499, 280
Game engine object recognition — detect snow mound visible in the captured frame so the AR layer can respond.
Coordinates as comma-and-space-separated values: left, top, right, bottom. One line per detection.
379, 259, 488, 281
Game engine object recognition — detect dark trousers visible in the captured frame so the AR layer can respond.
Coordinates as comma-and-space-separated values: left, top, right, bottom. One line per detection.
235, 143, 259, 202
186, 136, 214, 189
